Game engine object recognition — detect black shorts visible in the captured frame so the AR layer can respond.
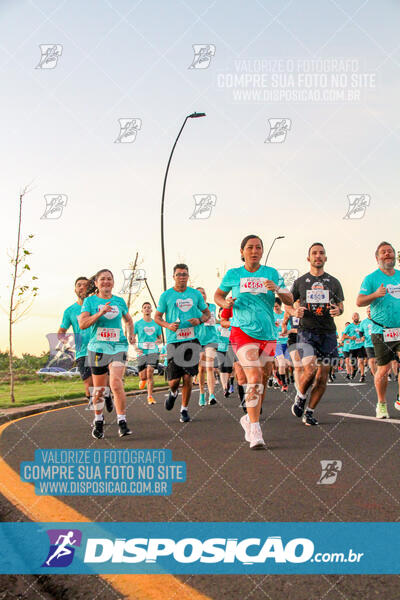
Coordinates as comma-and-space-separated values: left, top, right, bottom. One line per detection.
166, 340, 201, 381
137, 352, 159, 372
349, 347, 366, 360
76, 356, 92, 381
216, 347, 237, 373
287, 333, 297, 348
343, 351, 350, 358
87, 350, 127, 375
297, 330, 339, 364
366, 346, 375, 359
371, 333, 400, 367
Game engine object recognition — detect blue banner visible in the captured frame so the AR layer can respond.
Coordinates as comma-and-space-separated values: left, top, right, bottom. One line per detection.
0, 522, 398, 574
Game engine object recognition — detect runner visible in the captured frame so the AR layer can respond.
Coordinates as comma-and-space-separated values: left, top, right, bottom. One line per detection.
356, 241, 400, 416
215, 234, 293, 449
359, 306, 377, 376
282, 303, 302, 392
340, 322, 351, 379
196, 287, 219, 406
132, 302, 163, 405
58, 277, 93, 404
154, 264, 210, 423
343, 313, 366, 382
219, 306, 248, 411
79, 269, 134, 439
273, 298, 290, 392
215, 307, 233, 397
287, 242, 344, 426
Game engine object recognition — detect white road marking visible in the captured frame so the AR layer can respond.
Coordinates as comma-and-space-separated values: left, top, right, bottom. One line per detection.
331, 412, 400, 424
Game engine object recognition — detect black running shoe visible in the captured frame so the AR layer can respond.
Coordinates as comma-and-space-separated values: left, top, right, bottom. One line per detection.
360, 375, 366, 383
105, 394, 114, 413
267, 378, 273, 388
165, 390, 178, 411
224, 388, 230, 398
92, 419, 104, 439
302, 410, 318, 426
345, 374, 350, 380
118, 420, 132, 437
180, 409, 191, 423
291, 395, 306, 418
328, 376, 334, 383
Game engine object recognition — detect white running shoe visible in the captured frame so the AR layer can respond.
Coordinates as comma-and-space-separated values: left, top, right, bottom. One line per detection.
376, 402, 389, 419
240, 414, 251, 442
249, 424, 266, 450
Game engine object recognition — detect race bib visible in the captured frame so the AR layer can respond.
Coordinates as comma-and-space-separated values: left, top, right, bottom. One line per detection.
141, 342, 156, 350
176, 327, 195, 341
292, 317, 300, 326
240, 277, 269, 294
205, 313, 216, 326
220, 328, 230, 338
96, 327, 120, 342
383, 327, 400, 342
306, 289, 330, 304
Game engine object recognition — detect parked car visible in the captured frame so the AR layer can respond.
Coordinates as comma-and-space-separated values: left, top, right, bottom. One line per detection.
36, 367, 73, 377
68, 367, 81, 376
125, 366, 139, 376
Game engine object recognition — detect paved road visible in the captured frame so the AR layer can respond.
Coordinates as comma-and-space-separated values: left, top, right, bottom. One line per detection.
1, 372, 400, 599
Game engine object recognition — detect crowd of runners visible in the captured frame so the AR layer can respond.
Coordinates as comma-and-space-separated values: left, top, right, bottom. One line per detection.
57, 236, 400, 449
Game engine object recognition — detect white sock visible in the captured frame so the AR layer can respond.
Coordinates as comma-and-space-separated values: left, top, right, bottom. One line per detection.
297, 391, 307, 400
117, 414, 126, 423
180, 405, 186, 412
95, 414, 103, 422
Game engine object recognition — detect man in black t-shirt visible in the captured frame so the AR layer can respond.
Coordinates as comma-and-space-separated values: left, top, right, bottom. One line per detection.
285, 243, 344, 426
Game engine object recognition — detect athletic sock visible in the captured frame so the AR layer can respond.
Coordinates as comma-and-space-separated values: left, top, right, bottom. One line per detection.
280, 374, 287, 385
238, 385, 245, 402
95, 414, 104, 422
297, 391, 307, 400
117, 414, 126, 423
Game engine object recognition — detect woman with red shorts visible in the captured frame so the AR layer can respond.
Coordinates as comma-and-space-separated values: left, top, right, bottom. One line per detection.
215, 235, 293, 449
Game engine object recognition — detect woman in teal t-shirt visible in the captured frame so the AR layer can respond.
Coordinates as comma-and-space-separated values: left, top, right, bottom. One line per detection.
79, 269, 134, 441
196, 287, 219, 406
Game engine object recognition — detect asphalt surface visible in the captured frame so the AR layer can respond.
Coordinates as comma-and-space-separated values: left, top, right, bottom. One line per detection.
1, 372, 400, 599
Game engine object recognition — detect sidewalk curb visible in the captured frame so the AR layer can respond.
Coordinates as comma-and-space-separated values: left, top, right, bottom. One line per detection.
0, 386, 171, 425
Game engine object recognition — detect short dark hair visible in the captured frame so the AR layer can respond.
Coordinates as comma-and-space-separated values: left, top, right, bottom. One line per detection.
375, 241, 395, 257
75, 276, 88, 286
308, 242, 325, 256
345, 322, 350, 326
142, 301, 152, 308
274, 297, 282, 306
94, 269, 114, 280
240, 235, 264, 262
173, 263, 189, 274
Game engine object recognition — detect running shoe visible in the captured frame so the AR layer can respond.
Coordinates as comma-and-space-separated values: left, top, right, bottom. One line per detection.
376, 403, 389, 419
165, 390, 178, 411
360, 375, 366, 383
208, 394, 217, 405
388, 373, 392, 381
240, 414, 251, 442
281, 385, 288, 392
105, 394, 114, 413
273, 380, 280, 389
147, 396, 156, 405
139, 379, 147, 390
92, 419, 104, 439
332, 372, 336, 379
180, 409, 191, 423
302, 410, 318, 426
345, 374, 350, 380
328, 375, 334, 383
199, 393, 206, 406
249, 424, 266, 450
291, 395, 306, 418
223, 388, 230, 398
229, 384, 235, 394
267, 377, 273, 388
118, 420, 132, 437
394, 395, 400, 411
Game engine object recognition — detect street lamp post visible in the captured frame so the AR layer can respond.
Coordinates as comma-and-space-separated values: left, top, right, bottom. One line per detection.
160, 112, 206, 291
264, 236, 285, 265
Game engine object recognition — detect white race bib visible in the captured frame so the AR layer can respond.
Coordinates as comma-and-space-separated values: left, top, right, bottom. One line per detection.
220, 328, 230, 338
383, 327, 400, 342
96, 327, 120, 342
205, 313, 216, 326
240, 277, 269, 294
306, 289, 330, 304
141, 342, 156, 350
176, 327, 195, 341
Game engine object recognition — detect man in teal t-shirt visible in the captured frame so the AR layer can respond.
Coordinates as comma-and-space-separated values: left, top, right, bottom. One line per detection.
155, 264, 210, 423
357, 241, 400, 417
58, 277, 93, 400
342, 313, 366, 382
359, 307, 376, 375
133, 301, 163, 405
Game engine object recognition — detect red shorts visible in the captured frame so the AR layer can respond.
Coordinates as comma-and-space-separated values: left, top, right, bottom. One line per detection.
230, 327, 276, 358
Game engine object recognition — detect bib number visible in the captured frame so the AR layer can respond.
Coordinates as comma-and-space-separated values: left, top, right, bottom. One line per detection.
240, 277, 268, 294
383, 327, 400, 342
96, 327, 120, 342
205, 313, 216, 326
306, 289, 330, 303
141, 342, 156, 350
176, 327, 194, 341
220, 328, 230, 338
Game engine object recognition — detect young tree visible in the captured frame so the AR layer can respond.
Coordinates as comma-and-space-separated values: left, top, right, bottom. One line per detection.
8, 186, 39, 402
